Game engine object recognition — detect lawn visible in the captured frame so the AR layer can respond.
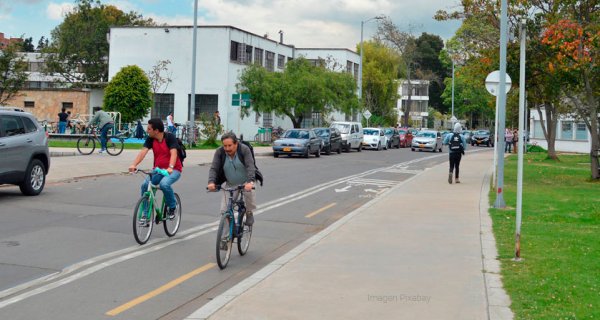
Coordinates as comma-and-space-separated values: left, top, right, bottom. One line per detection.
489, 152, 600, 319
49, 139, 270, 149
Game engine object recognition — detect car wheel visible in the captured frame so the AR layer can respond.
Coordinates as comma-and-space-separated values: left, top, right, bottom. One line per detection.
19, 159, 46, 196
325, 145, 331, 155
357, 144, 362, 152
337, 144, 342, 154
411, 148, 415, 152
273, 152, 279, 158
315, 147, 320, 158
304, 149, 309, 158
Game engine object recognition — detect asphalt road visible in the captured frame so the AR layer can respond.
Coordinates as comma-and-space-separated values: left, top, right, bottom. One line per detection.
0, 147, 451, 319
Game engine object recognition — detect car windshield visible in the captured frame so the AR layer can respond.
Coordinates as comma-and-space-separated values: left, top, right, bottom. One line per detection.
416, 132, 436, 138
283, 130, 309, 139
476, 130, 490, 135
398, 129, 407, 134
384, 129, 393, 135
313, 128, 329, 137
364, 129, 379, 136
331, 123, 350, 134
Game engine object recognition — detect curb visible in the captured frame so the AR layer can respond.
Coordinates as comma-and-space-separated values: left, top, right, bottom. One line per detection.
50, 151, 79, 157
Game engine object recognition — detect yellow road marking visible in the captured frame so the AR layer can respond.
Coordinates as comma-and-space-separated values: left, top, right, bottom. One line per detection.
305, 203, 337, 218
106, 263, 216, 316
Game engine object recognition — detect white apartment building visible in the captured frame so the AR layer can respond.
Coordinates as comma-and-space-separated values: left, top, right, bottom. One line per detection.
397, 80, 429, 128
108, 26, 360, 139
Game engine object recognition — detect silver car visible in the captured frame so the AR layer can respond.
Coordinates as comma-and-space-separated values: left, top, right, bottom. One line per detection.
272, 129, 322, 158
0, 107, 50, 195
411, 130, 443, 152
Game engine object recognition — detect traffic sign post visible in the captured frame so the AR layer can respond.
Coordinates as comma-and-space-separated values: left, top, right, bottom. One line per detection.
485, 70, 511, 195
363, 110, 372, 127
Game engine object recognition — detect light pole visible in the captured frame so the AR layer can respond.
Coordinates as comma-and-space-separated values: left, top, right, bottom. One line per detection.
188, 0, 199, 147
358, 16, 384, 102
451, 59, 457, 126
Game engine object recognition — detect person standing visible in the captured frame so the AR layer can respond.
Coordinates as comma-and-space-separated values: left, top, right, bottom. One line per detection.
207, 132, 257, 226
57, 108, 69, 134
214, 111, 221, 126
505, 128, 514, 153
443, 123, 467, 184
167, 112, 175, 134
512, 129, 519, 153
87, 109, 114, 154
128, 118, 182, 219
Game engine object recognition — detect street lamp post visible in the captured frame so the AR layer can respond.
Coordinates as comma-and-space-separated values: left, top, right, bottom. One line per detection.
451, 59, 457, 126
358, 16, 384, 102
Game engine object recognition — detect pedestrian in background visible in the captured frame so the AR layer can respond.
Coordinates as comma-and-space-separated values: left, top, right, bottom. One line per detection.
214, 111, 221, 126
167, 112, 175, 133
57, 108, 69, 134
443, 122, 467, 184
512, 129, 519, 153
505, 128, 513, 153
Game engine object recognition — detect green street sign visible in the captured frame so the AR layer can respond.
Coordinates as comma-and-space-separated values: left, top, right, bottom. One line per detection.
232, 93, 241, 106
232, 93, 251, 108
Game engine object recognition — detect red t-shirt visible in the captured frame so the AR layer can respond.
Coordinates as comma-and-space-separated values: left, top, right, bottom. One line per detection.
144, 133, 183, 172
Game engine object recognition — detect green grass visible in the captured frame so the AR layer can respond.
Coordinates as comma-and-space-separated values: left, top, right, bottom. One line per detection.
49, 139, 267, 150
489, 153, 600, 319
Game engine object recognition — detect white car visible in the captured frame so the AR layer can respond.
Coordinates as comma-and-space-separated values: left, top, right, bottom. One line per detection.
362, 128, 388, 150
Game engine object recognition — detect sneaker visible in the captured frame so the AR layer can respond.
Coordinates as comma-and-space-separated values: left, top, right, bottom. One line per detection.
138, 217, 149, 227
448, 173, 453, 184
167, 206, 176, 219
98, 149, 106, 154
455, 178, 460, 184
244, 211, 254, 226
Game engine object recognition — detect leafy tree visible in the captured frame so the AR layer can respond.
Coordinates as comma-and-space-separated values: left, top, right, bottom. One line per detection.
36, 36, 49, 51
237, 57, 358, 128
361, 40, 401, 126
198, 113, 223, 146
21, 37, 35, 52
414, 33, 447, 113
0, 43, 28, 105
44, 0, 155, 85
103, 65, 153, 123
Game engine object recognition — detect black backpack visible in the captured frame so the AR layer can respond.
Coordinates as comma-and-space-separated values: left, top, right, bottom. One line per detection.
239, 140, 264, 186
449, 133, 463, 152
167, 132, 187, 165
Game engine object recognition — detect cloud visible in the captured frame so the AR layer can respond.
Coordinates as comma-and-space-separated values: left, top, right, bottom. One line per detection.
47, 2, 75, 20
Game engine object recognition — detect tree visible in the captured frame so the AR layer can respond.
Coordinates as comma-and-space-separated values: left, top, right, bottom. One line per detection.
361, 40, 402, 126
21, 37, 35, 52
103, 65, 153, 123
36, 36, 49, 51
44, 0, 155, 85
146, 59, 173, 103
0, 43, 28, 105
238, 57, 359, 128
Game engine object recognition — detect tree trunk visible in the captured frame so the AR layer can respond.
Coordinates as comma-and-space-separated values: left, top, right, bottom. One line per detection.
536, 102, 559, 160
582, 70, 600, 179
403, 80, 412, 127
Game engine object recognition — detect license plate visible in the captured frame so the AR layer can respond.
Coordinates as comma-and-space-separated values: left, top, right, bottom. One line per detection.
419, 144, 425, 148
283, 147, 291, 152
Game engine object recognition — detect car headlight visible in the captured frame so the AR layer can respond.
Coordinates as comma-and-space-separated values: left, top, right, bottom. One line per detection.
273, 141, 281, 146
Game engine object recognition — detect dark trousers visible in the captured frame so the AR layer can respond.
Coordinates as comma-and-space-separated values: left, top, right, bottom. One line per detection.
449, 152, 462, 178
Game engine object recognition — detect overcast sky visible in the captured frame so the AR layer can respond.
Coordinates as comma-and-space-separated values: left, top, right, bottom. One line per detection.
1, 0, 462, 50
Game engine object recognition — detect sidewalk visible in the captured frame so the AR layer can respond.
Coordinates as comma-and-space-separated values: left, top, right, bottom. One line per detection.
46, 147, 273, 183
185, 150, 513, 320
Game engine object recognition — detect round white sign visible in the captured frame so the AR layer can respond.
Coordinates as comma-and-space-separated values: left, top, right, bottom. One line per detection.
485, 70, 512, 96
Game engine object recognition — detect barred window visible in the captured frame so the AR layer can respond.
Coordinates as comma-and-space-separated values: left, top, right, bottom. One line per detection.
277, 54, 285, 69
346, 60, 352, 74
244, 45, 253, 64
262, 112, 273, 127
188, 94, 218, 121
575, 123, 588, 140
353, 63, 359, 79
254, 48, 264, 66
230, 41, 240, 62
152, 93, 174, 120
24, 101, 35, 108
561, 121, 573, 140
265, 51, 275, 71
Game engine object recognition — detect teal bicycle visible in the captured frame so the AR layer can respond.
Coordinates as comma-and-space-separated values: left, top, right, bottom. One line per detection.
208, 185, 254, 269
133, 169, 182, 245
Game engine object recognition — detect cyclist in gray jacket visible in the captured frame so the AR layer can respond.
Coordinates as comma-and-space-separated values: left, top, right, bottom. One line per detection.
207, 132, 257, 225
88, 109, 114, 154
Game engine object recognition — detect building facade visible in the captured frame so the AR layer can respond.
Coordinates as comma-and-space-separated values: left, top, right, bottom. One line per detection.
108, 26, 360, 139
529, 108, 593, 153
397, 80, 429, 128
0, 32, 22, 49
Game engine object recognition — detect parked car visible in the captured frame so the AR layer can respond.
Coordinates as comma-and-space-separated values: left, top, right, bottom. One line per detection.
314, 127, 342, 155
330, 121, 363, 152
0, 107, 50, 195
461, 130, 473, 144
411, 130, 443, 152
397, 127, 414, 148
362, 128, 388, 151
471, 129, 494, 147
272, 128, 322, 158
384, 128, 400, 149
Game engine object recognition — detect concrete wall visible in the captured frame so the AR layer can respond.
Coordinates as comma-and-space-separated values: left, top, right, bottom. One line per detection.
5, 89, 90, 122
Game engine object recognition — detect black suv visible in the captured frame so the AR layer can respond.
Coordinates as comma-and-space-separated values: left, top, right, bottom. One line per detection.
314, 127, 342, 155
471, 129, 495, 147
0, 107, 50, 195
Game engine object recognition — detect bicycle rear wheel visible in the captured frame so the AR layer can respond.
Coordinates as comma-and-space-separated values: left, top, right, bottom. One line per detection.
77, 136, 95, 155
237, 212, 252, 256
133, 196, 153, 244
106, 136, 124, 156
216, 213, 233, 269
163, 193, 182, 237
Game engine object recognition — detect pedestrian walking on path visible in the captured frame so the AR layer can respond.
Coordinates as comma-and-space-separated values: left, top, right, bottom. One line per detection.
505, 128, 514, 153
443, 122, 467, 184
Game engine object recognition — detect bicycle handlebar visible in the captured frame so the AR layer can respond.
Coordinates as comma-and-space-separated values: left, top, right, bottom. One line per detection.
206, 184, 255, 192
134, 168, 170, 177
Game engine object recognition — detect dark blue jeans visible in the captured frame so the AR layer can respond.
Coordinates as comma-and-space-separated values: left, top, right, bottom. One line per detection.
100, 123, 114, 151
140, 170, 181, 209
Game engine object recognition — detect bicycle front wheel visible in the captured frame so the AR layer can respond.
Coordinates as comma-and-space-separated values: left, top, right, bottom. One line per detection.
133, 196, 153, 245
216, 213, 233, 269
237, 212, 252, 256
163, 193, 182, 237
106, 136, 124, 156
77, 136, 96, 155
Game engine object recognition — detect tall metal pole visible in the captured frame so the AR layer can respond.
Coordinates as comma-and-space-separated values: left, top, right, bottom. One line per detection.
188, 0, 199, 147
451, 59, 455, 124
494, 0, 508, 208
515, 18, 527, 260
359, 20, 364, 101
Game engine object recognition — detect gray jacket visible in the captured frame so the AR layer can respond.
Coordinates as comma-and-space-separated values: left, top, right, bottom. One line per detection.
208, 142, 256, 186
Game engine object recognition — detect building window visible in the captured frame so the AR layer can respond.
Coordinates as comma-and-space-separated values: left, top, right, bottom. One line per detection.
353, 63, 359, 79
24, 101, 35, 108
561, 121, 573, 140
346, 61, 352, 74
230, 41, 240, 62
262, 112, 273, 127
152, 93, 174, 120
265, 51, 275, 71
254, 48, 264, 66
277, 54, 285, 69
188, 94, 218, 121
244, 45, 253, 64
62, 102, 73, 109
575, 123, 588, 140
28, 62, 45, 72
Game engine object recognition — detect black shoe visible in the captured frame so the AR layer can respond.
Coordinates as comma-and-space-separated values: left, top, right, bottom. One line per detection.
245, 212, 254, 226
167, 206, 176, 219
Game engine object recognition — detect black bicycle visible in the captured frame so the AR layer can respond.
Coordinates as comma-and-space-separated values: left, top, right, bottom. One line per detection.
208, 185, 253, 269
76, 126, 124, 156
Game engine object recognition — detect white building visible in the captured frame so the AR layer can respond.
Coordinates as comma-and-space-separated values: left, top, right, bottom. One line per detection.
108, 26, 360, 139
529, 108, 593, 153
397, 80, 429, 128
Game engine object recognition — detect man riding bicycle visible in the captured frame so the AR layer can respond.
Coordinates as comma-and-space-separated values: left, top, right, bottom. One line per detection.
87, 108, 114, 154
129, 118, 182, 219
207, 132, 257, 226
